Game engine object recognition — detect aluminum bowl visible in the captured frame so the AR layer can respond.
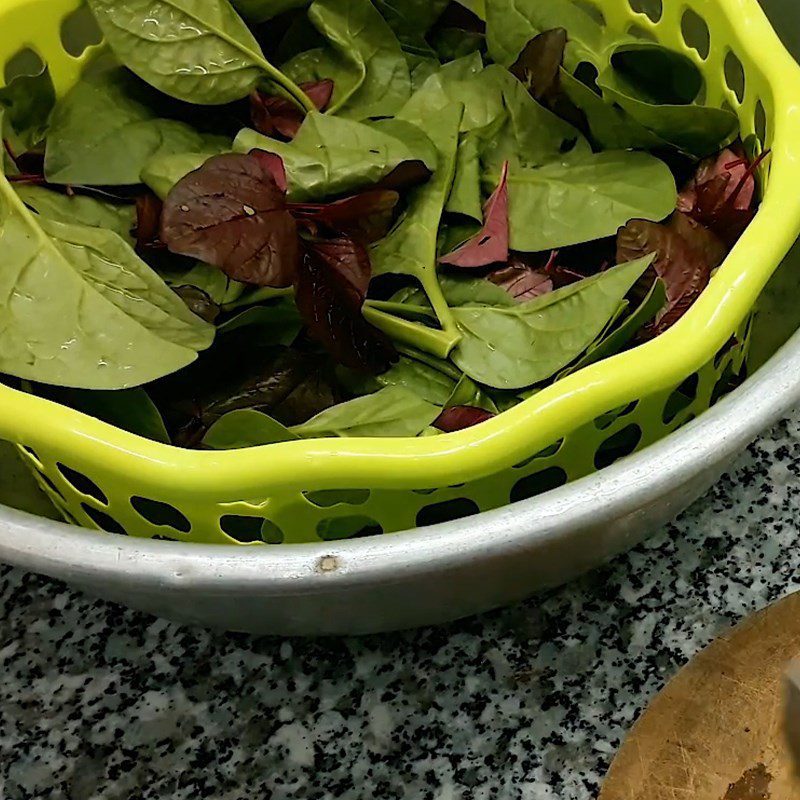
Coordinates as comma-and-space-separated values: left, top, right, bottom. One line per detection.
0, 299, 799, 635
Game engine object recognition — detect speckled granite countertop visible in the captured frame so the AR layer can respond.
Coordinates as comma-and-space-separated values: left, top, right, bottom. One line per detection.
2, 412, 799, 799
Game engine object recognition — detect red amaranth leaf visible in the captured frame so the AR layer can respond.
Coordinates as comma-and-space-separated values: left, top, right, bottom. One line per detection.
440, 161, 509, 268
434, 406, 495, 433
617, 212, 727, 336
249, 149, 288, 193
160, 151, 299, 287
291, 190, 400, 243
134, 192, 165, 251
294, 237, 398, 373
510, 28, 568, 103
250, 79, 334, 140
677, 146, 766, 246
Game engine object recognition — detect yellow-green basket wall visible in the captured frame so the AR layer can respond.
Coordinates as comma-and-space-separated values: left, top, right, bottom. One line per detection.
0, 0, 799, 545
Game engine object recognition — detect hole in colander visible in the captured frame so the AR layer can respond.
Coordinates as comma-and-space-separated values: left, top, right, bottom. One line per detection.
60, 5, 103, 57
412, 488, 438, 495
152, 535, 179, 542
514, 439, 564, 469
38, 472, 64, 500
3, 47, 45, 83
510, 467, 568, 503
627, 24, 656, 42
219, 515, 283, 544
724, 50, 746, 104
711, 363, 746, 407
754, 99, 768, 149
303, 489, 370, 508
628, 0, 662, 23
131, 497, 191, 534
21, 445, 39, 461
416, 498, 479, 528
81, 504, 127, 535
662, 374, 700, 425
317, 515, 382, 541
595, 424, 643, 470
573, 0, 605, 27
595, 401, 639, 431
681, 8, 710, 59
57, 463, 108, 505
574, 61, 601, 95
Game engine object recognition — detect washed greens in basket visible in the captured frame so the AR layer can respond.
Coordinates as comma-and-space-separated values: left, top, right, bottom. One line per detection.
0, 0, 763, 449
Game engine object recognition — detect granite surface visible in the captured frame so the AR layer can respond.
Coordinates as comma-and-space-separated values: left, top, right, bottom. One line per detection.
1, 412, 799, 800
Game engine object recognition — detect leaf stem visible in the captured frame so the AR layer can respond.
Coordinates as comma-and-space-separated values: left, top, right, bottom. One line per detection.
256, 59, 315, 113
364, 299, 438, 321
363, 307, 461, 360
421, 272, 461, 351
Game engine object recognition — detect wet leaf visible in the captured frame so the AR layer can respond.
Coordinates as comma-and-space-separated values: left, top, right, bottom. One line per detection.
617, 212, 727, 335
173, 286, 220, 323
434, 405, 494, 432
161, 151, 299, 287
440, 160, 509, 267
203, 408, 298, 449
488, 258, 554, 301
295, 237, 398, 372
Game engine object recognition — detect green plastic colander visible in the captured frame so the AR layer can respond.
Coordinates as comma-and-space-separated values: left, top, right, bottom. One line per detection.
1, 0, 799, 546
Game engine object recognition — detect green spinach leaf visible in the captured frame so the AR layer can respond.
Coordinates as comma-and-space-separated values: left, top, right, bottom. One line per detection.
343, 354, 458, 404
14, 184, 136, 243
0, 159, 211, 389
0, 66, 55, 153
282, 0, 411, 119
231, 0, 308, 22
450, 254, 655, 389
217, 300, 303, 344
203, 408, 299, 448
50, 387, 171, 443
234, 112, 436, 201
597, 44, 739, 157
371, 103, 463, 351
292, 385, 441, 437
40, 217, 214, 351
485, 0, 605, 70
86, 0, 314, 108
558, 277, 666, 377
498, 150, 676, 252
45, 62, 230, 186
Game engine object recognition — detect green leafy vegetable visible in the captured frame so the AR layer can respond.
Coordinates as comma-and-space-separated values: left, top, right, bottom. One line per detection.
0, 66, 55, 154
86, 0, 314, 109
142, 151, 224, 200
344, 354, 458, 405
14, 184, 137, 243
292, 386, 441, 437
499, 150, 676, 252
597, 44, 739, 158
371, 102, 463, 353
45, 61, 230, 186
234, 112, 437, 201
47, 387, 171, 443
373, 0, 449, 54
283, 0, 411, 119
450, 254, 655, 389
231, 0, 308, 22
203, 408, 299, 448
0, 157, 212, 389
217, 300, 302, 344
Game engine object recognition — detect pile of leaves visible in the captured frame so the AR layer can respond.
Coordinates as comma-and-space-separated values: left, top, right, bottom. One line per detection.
0, 0, 763, 448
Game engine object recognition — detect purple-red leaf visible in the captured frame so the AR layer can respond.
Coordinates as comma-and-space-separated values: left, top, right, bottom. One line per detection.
440, 161, 509, 268
294, 237, 397, 373
160, 151, 299, 287
376, 160, 433, 191
250, 79, 334, 140
510, 28, 568, 103
617, 212, 727, 336
488, 260, 554, 302
434, 406, 495, 433
249, 148, 288, 193
677, 146, 765, 246
134, 192, 165, 251
291, 189, 400, 243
